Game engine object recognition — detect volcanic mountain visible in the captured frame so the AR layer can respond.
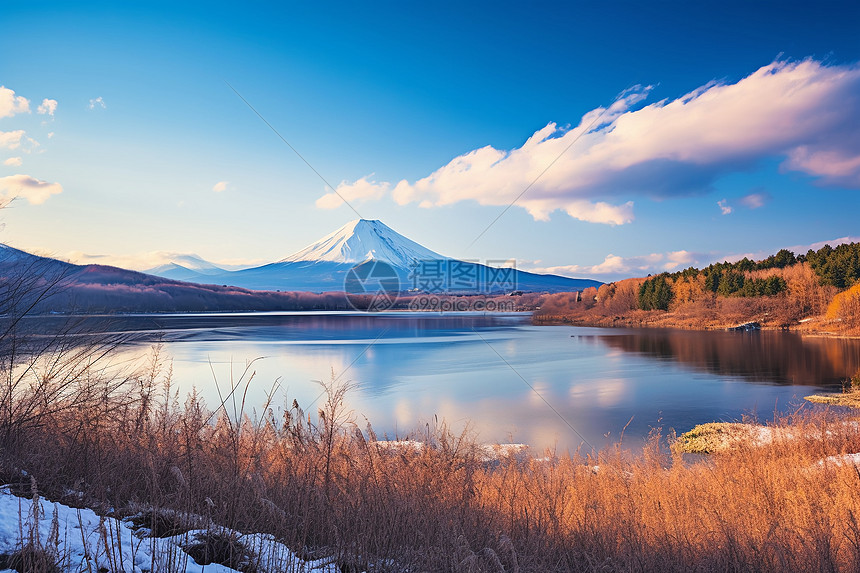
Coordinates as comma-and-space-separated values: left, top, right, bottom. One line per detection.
279, 219, 444, 267
162, 219, 602, 293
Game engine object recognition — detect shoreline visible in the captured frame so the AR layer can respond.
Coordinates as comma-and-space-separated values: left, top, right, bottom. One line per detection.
532, 312, 860, 339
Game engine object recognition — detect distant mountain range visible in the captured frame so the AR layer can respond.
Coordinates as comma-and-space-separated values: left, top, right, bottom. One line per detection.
0, 219, 601, 313
0, 244, 352, 314
144, 253, 229, 280
143, 219, 602, 294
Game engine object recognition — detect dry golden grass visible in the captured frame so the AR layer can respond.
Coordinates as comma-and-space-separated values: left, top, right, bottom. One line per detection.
6, 347, 860, 571
805, 393, 860, 407
806, 370, 860, 408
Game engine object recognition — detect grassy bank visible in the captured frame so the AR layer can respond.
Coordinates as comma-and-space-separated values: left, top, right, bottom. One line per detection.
4, 346, 860, 572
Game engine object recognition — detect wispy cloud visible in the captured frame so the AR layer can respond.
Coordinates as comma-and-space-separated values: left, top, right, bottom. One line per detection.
0, 130, 25, 150
717, 199, 733, 215
0, 87, 30, 118
0, 174, 63, 204
0, 131, 42, 154
88, 96, 106, 110
332, 58, 860, 224
317, 175, 390, 209
527, 250, 705, 280
535, 235, 860, 282
739, 190, 770, 209
212, 180, 229, 192
24, 136, 40, 153
788, 236, 860, 255
37, 98, 57, 116
66, 250, 263, 272
720, 236, 860, 264
3, 157, 22, 167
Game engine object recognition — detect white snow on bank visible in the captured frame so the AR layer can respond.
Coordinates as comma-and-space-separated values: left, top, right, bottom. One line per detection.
374, 440, 528, 461
817, 453, 860, 468
724, 420, 860, 448
0, 487, 341, 573
0, 441, 529, 573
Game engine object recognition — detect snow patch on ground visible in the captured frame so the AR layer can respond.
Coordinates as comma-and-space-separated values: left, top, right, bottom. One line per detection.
0, 486, 342, 573
678, 420, 860, 454
374, 440, 528, 461
817, 453, 860, 468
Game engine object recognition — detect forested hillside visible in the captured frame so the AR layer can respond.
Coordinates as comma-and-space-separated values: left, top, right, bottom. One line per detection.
535, 243, 860, 334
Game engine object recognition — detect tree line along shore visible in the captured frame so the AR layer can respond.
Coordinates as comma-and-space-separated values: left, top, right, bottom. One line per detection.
534, 242, 860, 336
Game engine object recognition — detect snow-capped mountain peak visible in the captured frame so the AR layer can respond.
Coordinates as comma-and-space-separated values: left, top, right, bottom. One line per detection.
279, 219, 445, 268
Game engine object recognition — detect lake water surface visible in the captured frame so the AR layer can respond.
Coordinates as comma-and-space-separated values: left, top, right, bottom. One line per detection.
47, 312, 860, 452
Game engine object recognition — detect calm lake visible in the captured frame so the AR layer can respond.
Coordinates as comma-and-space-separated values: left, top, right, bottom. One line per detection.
41, 312, 860, 452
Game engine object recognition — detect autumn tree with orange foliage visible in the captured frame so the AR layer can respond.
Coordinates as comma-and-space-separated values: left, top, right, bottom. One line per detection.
826, 282, 860, 328
672, 272, 708, 307
535, 244, 860, 332
597, 278, 642, 314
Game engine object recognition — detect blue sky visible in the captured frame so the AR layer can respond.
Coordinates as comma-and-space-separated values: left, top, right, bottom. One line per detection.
2, 1, 859, 281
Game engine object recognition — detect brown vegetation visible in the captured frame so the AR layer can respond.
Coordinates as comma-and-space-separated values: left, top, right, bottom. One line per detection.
805, 370, 860, 408
535, 263, 857, 335
827, 283, 860, 330
5, 344, 860, 572
674, 422, 767, 454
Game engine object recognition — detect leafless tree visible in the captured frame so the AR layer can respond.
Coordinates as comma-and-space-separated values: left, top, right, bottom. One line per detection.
0, 209, 131, 454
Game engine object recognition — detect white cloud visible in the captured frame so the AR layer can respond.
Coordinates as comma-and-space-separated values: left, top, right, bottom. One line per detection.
717, 199, 733, 215
0, 130, 25, 150
88, 96, 106, 110
724, 235, 860, 263
740, 191, 770, 209
3, 157, 22, 166
566, 236, 860, 281
788, 236, 860, 255
317, 175, 390, 209
340, 58, 860, 224
664, 250, 699, 270
720, 236, 860, 264
0, 87, 30, 118
0, 174, 63, 204
212, 180, 229, 192
66, 250, 263, 272
529, 234, 860, 282
37, 98, 57, 116
528, 250, 704, 280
